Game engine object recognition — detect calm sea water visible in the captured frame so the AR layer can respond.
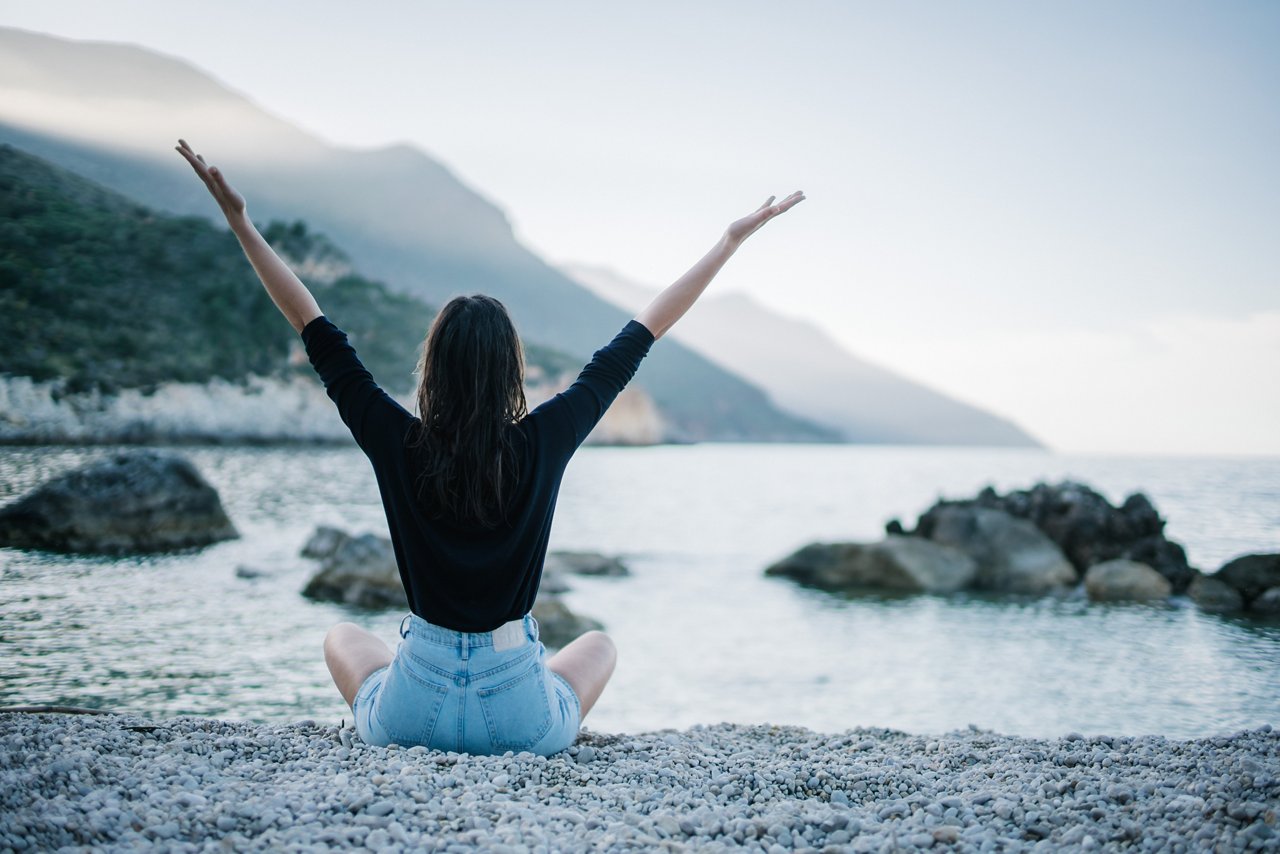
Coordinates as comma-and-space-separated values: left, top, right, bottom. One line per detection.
1, 444, 1278, 739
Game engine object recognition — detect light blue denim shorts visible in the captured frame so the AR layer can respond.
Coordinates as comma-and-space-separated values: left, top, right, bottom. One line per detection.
353, 613, 581, 757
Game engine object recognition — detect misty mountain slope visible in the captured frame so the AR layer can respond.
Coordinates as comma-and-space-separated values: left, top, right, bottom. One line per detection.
563, 264, 1041, 446
0, 143, 432, 394
0, 26, 831, 443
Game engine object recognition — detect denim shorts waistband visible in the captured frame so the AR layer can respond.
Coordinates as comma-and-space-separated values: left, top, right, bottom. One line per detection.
399, 612, 537, 651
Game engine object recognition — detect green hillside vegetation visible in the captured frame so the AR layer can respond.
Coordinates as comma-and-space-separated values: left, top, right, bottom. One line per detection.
0, 144, 571, 396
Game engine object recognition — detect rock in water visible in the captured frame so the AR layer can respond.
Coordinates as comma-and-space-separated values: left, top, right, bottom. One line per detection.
544, 551, 630, 577
1187, 575, 1244, 613
917, 506, 1076, 594
765, 537, 977, 594
0, 450, 237, 554
302, 534, 404, 608
898, 482, 1197, 592
532, 597, 604, 648
1084, 560, 1172, 602
300, 525, 350, 560
1252, 587, 1280, 615
1216, 554, 1280, 607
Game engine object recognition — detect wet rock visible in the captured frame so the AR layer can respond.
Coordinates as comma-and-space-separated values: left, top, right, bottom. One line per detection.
0, 450, 237, 554
302, 534, 403, 608
899, 481, 1196, 592
1186, 575, 1244, 613
540, 569, 572, 595
1216, 553, 1280, 606
1084, 560, 1172, 602
301, 526, 350, 560
1251, 587, 1280, 616
531, 597, 603, 648
545, 551, 630, 577
915, 506, 1076, 594
235, 565, 269, 580
765, 536, 977, 594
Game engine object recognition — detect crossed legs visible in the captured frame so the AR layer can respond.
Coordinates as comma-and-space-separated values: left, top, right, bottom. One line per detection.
322, 622, 616, 720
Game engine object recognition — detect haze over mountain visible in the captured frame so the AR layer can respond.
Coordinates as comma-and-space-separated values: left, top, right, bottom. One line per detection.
0, 26, 830, 443
563, 264, 1040, 447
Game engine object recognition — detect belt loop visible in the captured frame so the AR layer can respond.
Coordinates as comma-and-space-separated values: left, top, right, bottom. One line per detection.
460, 632, 470, 661
399, 614, 411, 638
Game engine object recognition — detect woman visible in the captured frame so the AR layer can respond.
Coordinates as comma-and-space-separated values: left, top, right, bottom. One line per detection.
177, 139, 803, 755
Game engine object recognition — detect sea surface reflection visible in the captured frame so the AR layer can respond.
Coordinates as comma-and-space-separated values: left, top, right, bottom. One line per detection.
2, 444, 1277, 738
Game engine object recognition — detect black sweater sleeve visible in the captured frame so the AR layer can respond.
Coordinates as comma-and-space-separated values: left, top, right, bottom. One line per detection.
302, 316, 413, 451
528, 320, 656, 457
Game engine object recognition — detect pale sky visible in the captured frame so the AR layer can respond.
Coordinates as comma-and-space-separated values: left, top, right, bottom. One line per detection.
3, 1, 1278, 454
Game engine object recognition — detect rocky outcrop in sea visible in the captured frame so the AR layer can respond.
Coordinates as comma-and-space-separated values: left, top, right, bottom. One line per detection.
0, 449, 237, 554
771, 481, 1280, 616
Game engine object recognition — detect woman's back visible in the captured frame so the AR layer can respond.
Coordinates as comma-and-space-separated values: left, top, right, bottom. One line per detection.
302, 315, 655, 631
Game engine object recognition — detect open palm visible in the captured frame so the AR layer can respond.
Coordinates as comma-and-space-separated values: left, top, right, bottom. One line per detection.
726, 191, 805, 246
175, 139, 246, 222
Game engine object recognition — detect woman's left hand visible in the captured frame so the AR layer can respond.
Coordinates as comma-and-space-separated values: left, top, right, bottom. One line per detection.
725, 191, 806, 247
175, 139, 247, 224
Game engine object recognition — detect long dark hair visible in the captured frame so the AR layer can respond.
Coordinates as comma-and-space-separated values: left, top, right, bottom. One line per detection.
409, 294, 527, 528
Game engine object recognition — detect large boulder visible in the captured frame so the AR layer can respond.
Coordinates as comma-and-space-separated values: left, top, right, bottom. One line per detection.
531, 598, 604, 648
894, 481, 1197, 592
0, 450, 237, 554
544, 551, 630, 577
915, 506, 1077, 594
300, 525, 349, 560
1215, 554, 1280, 607
301, 533, 404, 608
765, 536, 977, 594
1252, 587, 1280, 616
1084, 560, 1172, 602
1187, 575, 1245, 613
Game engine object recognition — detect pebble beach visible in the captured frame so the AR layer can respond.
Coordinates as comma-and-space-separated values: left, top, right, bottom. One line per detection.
2, 713, 1277, 852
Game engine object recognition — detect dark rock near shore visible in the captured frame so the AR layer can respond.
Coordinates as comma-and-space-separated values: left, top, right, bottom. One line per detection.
300, 526, 349, 560
914, 506, 1076, 594
765, 537, 977, 594
0, 450, 237, 554
1251, 587, 1280, 616
544, 551, 630, 577
1216, 554, 1280, 607
302, 533, 404, 609
1187, 575, 1245, 613
1083, 560, 1172, 603
532, 598, 604, 648
894, 481, 1197, 593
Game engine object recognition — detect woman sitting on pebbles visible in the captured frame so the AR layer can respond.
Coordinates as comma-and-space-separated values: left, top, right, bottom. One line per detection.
177, 139, 803, 756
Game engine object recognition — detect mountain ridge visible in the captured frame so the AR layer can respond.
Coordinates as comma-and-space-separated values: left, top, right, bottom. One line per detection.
562, 263, 1041, 447
0, 26, 832, 443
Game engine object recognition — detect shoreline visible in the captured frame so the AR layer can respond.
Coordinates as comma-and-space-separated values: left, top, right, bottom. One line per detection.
3, 713, 1275, 851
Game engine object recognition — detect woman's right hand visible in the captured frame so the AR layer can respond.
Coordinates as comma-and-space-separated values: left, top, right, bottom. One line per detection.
725, 191, 806, 248
175, 139, 247, 224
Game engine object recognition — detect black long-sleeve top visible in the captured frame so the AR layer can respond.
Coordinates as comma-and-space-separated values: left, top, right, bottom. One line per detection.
302, 315, 655, 632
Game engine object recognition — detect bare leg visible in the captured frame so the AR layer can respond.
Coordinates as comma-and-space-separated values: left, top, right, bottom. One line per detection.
546, 630, 616, 720
324, 622, 394, 708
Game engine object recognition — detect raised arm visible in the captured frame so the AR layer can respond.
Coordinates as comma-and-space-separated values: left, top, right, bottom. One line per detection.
175, 139, 322, 333
634, 191, 804, 340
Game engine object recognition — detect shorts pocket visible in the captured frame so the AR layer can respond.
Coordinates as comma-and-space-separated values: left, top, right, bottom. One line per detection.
373, 660, 450, 747
477, 663, 553, 753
